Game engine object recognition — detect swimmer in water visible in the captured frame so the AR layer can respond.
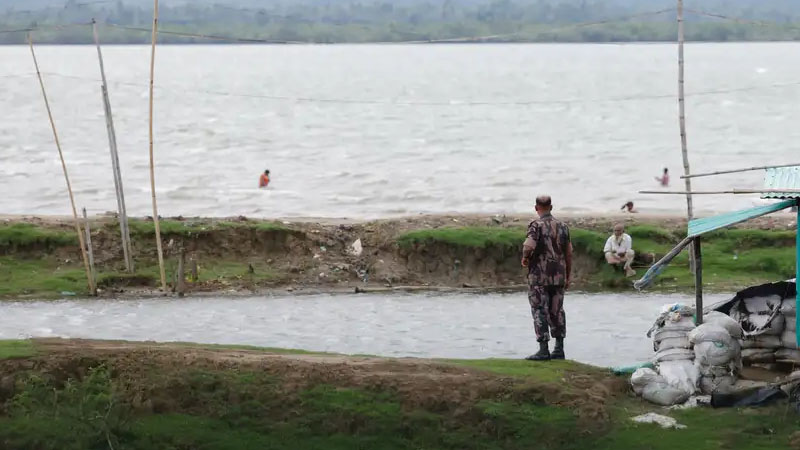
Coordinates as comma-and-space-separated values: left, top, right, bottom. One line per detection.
655, 167, 669, 187
621, 201, 637, 213
259, 169, 270, 188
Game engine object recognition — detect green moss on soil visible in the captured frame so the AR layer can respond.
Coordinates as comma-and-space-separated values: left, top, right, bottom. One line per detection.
0, 340, 798, 450
396, 225, 796, 291
0, 257, 87, 297
0, 221, 795, 298
0, 340, 36, 359
397, 227, 525, 249
126, 219, 290, 237
0, 223, 77, 250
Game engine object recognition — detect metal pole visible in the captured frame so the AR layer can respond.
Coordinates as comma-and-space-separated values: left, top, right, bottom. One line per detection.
83, 208, 98, 295
795, 199, 799, 347
693, 237, 703, 324
640, 188, 800, 195
682, 162, 800, 179
28, 33, 96, 296
93, 19, 134, 273
148, 0, 168, 290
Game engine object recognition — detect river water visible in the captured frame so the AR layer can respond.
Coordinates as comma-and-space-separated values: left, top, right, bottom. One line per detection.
1, 43, 799, 218
0, 291, 730, 367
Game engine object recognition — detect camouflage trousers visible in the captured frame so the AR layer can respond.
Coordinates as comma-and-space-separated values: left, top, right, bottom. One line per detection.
528, 285, 566, 342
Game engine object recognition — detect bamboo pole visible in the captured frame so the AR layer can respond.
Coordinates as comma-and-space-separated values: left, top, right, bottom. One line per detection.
93, 19, 134, 273
640, 188, 800, 195
677, 0, 697, 274
681, 163, 800, 179
148, 0, 167, 290
677, 0, 694, 220
28, 33, 96, 296
633, 236, 695, 291
83, 208, 98, 295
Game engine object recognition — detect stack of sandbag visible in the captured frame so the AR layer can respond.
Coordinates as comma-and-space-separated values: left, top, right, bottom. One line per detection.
689, 312, 742, 395
730, 295, 784, 365
777, 297, 800, 363
631, 368, 691, 406
637, 304, 699, 405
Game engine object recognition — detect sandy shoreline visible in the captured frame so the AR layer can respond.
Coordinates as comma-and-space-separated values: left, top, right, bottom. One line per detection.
1, 210, 796, 231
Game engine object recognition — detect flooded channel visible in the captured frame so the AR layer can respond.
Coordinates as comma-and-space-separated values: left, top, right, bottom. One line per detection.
0, 291, 730, 367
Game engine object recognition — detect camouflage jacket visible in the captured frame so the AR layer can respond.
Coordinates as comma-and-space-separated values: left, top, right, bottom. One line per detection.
522, 214, 571, 286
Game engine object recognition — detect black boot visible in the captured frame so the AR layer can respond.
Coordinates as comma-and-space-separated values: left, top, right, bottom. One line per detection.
551, 338, 565, 360
525, 341, 550, 361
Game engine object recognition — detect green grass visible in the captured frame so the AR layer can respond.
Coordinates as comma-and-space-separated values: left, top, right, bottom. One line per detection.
169, 342, 326, 355
570, 228, 608, 259
397, 227, 525, 249
195, 260, 281, 284
595, 400, 800, 450
0, 223, 77, 250
126, 219, 290, 237
0, 257, 88, 297
0, 340, 36, 359
0, 344, 798, 449
450, 358, 597, 382
396, 225, 796, 291
0, 256, 286, 299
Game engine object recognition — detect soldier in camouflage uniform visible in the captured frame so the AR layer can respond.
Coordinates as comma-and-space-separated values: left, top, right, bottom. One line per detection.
521, 195, 573, 361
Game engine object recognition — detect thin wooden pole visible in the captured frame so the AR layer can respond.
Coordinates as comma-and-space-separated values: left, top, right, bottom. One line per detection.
28, 33, 96, 296
677, 0, 694, 220
93, 19, 134, 273
681, 163, 800, 179
176, 249, 186, 297
148, 0, 167, 290
83, 208, 98, 296
677, 0, 696, 274
190, 259, 198, 283
640, 188, 800, 195
693, 237, 703, 324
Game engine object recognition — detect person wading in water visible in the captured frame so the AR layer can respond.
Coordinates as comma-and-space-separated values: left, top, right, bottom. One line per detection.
521, 195, 573, 361
259, 169, 270, 188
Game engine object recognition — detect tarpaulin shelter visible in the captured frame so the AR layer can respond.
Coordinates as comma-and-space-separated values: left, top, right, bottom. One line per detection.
635, 166, 800, 344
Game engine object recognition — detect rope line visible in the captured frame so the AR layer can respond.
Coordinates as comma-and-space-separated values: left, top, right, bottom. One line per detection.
685, 9, 800, 30
40, 71, 800, 107
0, 22, 92, 34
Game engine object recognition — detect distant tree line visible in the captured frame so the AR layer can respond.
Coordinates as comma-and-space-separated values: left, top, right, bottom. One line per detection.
2, 0, 800, 44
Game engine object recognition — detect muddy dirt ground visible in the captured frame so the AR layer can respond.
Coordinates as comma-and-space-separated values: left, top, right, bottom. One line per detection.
0, 338, 625, 422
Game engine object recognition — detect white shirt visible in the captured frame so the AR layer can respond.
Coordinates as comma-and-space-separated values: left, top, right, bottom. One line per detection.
604, 233, 632, 254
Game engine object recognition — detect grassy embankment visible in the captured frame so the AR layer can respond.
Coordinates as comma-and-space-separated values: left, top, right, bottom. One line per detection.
1, 221, 796, 298
0, 339, 797, 450
0, 220, 289, 298
397, 225, 798, 291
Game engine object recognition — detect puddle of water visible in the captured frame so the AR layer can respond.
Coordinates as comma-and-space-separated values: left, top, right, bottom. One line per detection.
0, 291, 730, 367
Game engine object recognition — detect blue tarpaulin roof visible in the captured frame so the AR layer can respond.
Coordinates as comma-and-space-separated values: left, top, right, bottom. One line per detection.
635, 199, 797, 290
762, 166, 800, 200
687, 199, 797, 237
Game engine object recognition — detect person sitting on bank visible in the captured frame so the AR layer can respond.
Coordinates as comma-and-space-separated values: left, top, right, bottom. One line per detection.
259, 169, 270, 188
604, 223, 636, 277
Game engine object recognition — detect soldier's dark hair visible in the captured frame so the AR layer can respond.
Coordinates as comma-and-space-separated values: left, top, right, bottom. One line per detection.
535, 195, 552, 208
